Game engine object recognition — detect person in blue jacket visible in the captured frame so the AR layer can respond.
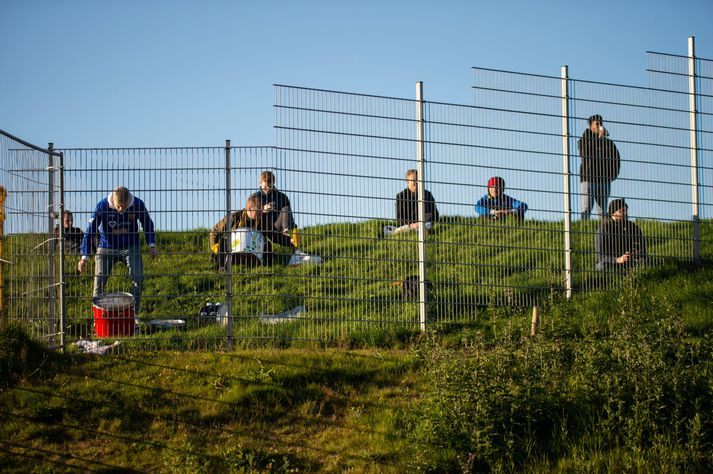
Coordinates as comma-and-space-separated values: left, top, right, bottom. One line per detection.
475, 176, 528, 220
78, 186, 158, 317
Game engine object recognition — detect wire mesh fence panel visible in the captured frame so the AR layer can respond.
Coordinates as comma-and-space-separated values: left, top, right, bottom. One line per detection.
1, 132, 58, 347
275, 85, 423, 340
453, 69, 566, 311
646, 51, 713, 261
59, 146, 276, 351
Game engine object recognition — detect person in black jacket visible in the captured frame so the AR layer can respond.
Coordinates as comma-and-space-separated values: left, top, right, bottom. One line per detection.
595, 198, 646, 271
383, 169, 439, 237
578, 114, 621, 220
250, 170, 296, 234
54, 210, 84, 254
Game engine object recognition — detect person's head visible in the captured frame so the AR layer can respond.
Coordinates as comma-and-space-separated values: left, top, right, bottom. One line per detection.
487, 176, 505, 198
63, 211, 74, 228
260, 171, 275, 194
245, 195, 263, 220
608, 198, 628, 222
112, 186, 131, 213
588, 114, 604, 133
405, 169, 418, 193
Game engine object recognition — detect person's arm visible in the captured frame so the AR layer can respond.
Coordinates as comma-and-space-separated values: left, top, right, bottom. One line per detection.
136, 200, 157, 257
475, 195, 490, 217
395, 191, 406, 224
425, 190, 439, 222
209, 215, 228, 252
595, 225, 617, 270
78, 207, 100, 273
510, 196, 528, 217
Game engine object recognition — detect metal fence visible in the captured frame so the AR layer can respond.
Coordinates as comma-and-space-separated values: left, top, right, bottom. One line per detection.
1, 41, 711, 351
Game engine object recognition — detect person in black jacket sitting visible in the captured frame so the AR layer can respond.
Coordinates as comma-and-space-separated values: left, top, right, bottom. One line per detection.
54, 210, 84, 254
383, 169, 439, 237
595, 198, 646, 271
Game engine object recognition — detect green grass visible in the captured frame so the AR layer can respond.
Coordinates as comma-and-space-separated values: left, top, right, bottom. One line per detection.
1, 263, 712, 472
3, 218, 713, 349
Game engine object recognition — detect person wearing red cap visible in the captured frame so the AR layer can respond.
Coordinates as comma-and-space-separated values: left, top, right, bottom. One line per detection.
475, 177, 528, 220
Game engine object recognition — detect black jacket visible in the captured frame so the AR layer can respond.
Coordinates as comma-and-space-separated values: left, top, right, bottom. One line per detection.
578, 129, 621, 183
395, 188, 439, 225
595, 218, 646, 270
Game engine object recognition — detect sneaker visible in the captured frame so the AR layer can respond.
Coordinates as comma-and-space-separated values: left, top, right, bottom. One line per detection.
383, 225, 396, 237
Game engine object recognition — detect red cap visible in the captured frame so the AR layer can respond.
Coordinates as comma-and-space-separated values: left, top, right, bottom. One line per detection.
487, 176, 504, 188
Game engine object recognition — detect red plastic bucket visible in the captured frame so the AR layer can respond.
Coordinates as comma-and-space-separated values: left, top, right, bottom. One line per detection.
93, 292, 135, 338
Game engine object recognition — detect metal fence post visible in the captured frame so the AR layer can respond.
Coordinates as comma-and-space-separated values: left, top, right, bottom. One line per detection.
416, 82, 428, 332
225, 139, 233, 350
688, 36, 701, 265
561, 66, 573, 299
47, 142, 56, 348
58, 151, 66, 352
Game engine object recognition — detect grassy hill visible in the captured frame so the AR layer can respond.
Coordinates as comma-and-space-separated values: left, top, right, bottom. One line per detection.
2, 217, 711, 350
1, 262, 712, 472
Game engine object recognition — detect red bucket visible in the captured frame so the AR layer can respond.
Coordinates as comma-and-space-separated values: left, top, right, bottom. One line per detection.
93, 292, 135, 338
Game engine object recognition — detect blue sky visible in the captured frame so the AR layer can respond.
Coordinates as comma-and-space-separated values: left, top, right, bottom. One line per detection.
2, 0, 712, 148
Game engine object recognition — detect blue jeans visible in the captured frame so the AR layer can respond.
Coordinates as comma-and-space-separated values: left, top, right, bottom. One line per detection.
93, 246, 144, 315
580, 181, 611, 220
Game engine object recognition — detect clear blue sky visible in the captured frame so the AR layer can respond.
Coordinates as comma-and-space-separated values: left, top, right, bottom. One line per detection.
2, 0, 712, 149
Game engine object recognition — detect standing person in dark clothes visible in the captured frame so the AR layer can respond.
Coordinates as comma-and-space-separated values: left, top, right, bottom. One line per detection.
383, 169, 439, 237
595, 198, 646, 271
579, 114, 621, 220
210, 195, 295, 270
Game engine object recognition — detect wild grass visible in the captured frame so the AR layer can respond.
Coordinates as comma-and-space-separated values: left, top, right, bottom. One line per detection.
1, 262, 713, 472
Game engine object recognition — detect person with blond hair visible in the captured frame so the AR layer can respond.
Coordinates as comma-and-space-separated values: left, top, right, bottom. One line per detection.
250, 170, 296, 237
78, 186, 158, 318
383, 169, 439, 237
210, 194, 294, 270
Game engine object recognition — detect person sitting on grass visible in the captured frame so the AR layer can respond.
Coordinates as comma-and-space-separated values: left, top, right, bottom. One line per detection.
250, 170, 299, 244
383, 169, 439, 237
210, 195, 295, 271
595, 198, 647, 272
475, 176, 528, 221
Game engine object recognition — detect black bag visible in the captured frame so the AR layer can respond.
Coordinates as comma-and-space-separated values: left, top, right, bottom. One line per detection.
402, 275, 433, 301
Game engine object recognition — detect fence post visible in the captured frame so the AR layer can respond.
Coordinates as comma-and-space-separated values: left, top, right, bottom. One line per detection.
0, 186, 6, 328
561, 66, 573, 299
48, 143, 56, 348
688, 36, 701, 265
416, 82, 428, 332
58, 152, 66, 352
224, 139, 233, 350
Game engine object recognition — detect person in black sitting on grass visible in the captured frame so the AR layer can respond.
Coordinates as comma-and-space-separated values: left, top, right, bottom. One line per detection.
54, 210, 84, 254
595, 198, 646, 271
383, 169, 439, 237
209, 195, 295, 271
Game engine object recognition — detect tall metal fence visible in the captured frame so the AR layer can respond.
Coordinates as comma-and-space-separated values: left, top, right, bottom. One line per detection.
1, 42, 711, 351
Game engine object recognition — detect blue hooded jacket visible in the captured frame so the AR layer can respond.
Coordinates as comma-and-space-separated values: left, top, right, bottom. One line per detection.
81, 192, 156, 256
475, 193, 528, 218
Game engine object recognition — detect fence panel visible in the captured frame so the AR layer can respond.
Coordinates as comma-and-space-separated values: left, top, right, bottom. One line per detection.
0, 131, 58, 347
275, 85, 425, 337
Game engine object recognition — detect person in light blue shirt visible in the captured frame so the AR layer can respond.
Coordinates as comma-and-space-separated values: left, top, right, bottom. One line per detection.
78, 186, 158, 316
475, 176, 528, 220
